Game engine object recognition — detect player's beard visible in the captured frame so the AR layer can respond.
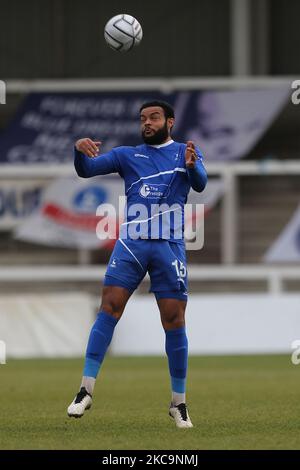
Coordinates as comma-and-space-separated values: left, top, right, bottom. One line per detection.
142, 121, 170, 145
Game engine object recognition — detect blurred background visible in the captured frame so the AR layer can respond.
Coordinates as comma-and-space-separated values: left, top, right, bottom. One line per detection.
0, 0, 300, 359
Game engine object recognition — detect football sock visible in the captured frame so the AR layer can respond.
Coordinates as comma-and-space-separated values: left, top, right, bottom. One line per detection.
82, 311, 119, 392
81, 376, 96, 396
171, 392, 186, 407
165, 326, 188, 406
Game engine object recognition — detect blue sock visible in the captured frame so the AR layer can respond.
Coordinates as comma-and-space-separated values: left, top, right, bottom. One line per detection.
165, 327, 188, 395
83, 311, 118, 379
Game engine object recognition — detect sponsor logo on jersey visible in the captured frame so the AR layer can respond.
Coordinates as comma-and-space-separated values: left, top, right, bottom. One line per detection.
139, 183, 170, 199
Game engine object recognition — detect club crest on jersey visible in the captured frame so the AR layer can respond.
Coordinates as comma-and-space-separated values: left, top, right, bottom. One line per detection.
110, 258, 117, 268
139, 183, 170, 199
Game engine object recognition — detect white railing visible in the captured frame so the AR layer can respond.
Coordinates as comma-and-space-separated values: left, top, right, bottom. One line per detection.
5, 76, 295, 93
0, 264, 299, 295
1, 159, 300, 264
1, 159, 300, 177
1, 77, 299, 291
2, 75, 298, 262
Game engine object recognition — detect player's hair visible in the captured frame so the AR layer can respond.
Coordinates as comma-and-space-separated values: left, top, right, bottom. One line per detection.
139, 100, 175, 119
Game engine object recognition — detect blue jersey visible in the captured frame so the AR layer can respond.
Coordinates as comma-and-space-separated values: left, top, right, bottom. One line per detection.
74, 140, 207, 244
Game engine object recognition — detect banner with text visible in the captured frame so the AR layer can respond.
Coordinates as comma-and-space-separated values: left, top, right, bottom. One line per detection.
0, 88, 288, 164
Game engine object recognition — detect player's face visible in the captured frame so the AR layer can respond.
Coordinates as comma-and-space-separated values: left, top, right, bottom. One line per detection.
140, 106, 174, 144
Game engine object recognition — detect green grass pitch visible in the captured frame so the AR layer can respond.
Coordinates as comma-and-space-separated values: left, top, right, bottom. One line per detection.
1, 355, 300, 450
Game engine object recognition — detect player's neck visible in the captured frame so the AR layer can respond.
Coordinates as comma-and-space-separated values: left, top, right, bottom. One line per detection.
149, 138, 174, 149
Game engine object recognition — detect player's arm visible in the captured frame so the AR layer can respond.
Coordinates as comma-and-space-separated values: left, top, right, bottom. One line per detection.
74, 138, 121, 177
185, 140, 207, 192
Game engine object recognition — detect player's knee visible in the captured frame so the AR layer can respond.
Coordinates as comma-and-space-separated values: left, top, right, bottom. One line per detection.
99, 295, 125, 320
162, 311, 185, 330
99, 301, 123, 319
99, 286, 130, 320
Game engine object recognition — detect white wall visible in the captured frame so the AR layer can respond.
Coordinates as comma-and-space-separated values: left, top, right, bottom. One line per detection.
111, 294, 300, 355
0, 293, 94, 358
1, 292, 299, 357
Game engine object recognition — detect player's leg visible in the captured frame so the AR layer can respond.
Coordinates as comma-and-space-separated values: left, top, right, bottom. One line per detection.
158, 297, 187, 407
150, 240, 192, 428
68, 239, 148, 418
156, 296, 193, 428
80, 285, 132, 395
67, 285, 132, 418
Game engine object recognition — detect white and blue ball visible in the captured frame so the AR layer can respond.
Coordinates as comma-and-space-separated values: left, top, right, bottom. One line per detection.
104, 14, 143, 52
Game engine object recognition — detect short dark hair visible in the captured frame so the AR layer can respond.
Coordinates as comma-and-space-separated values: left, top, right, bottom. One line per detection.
139, 100, 175, 119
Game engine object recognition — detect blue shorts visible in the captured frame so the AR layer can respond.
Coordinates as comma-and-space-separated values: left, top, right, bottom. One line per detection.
104, 239, 188, 301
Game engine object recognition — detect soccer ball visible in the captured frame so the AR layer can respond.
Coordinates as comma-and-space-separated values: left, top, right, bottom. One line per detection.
104, 14, 143, 52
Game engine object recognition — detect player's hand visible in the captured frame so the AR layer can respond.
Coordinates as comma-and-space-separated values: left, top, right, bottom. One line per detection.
75, 138, 102, 158
185, 141, 198, 169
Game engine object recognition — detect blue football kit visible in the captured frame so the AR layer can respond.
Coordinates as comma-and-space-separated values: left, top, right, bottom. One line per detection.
68, 138, 208, 417
74, 139, 207, 300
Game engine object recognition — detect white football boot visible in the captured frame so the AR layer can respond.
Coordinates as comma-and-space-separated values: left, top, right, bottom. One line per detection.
169, 403, 193, 428
67, 387, 92, 418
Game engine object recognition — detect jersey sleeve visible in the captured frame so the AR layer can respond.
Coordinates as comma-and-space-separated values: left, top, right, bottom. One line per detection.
74, 147, 123, 178
186, 146, 207, 193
